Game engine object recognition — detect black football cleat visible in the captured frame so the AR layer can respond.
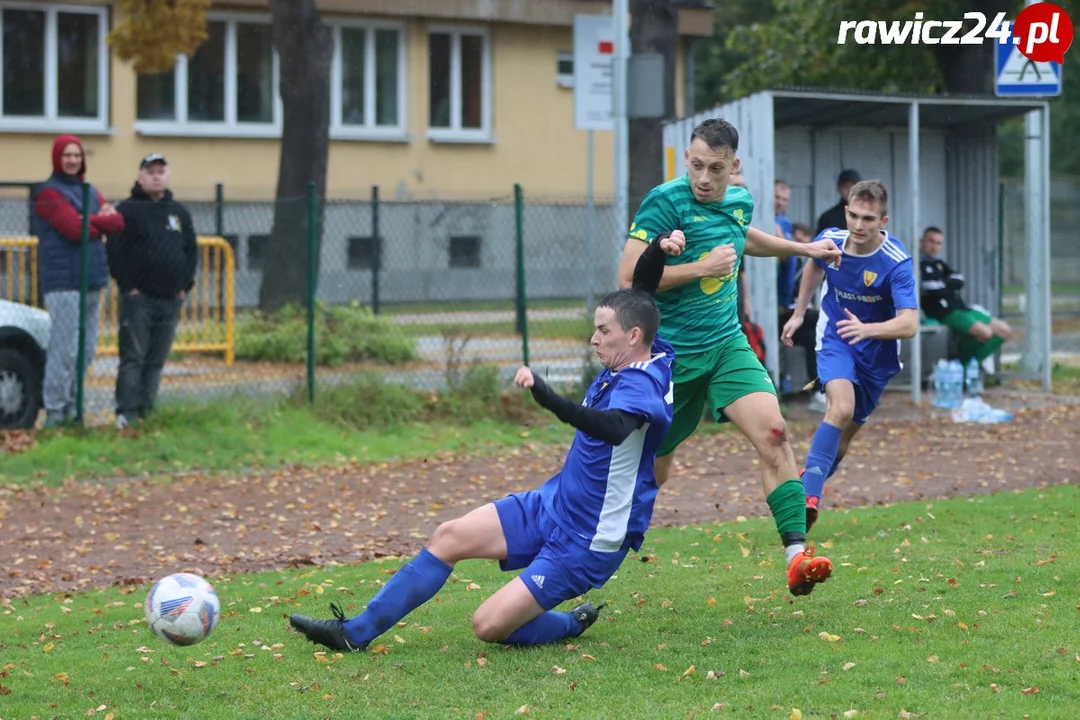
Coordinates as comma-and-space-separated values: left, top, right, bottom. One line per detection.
568, 601, 606, 634
289, 602, 367, 653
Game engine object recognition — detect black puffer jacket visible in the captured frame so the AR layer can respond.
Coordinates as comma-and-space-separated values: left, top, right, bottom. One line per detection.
108, 184, 197, 298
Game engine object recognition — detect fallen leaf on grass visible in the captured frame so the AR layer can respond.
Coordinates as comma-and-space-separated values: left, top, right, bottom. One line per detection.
1021, 687, 1040, 695
551, 666, 566, 675
818, 632, 841, 642
580, 654, 596, 661
990, 684, 1000, 693
516, 705, 530, 715
739, 669, 750, 678
927, 655, 939, 663
706, 597, 717, 606
654, 663, 667, 671
790, 709, 803, 720
42, 642, 54, 653
682, 665, 695, 677
843, 662, 856, 671
843, 711, 859, 718
711, 704, 725, 712
52, 672, 70, 685
370, 644, 389, 655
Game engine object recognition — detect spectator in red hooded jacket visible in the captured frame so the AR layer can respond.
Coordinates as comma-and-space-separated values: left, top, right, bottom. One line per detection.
32, 134, 124, 427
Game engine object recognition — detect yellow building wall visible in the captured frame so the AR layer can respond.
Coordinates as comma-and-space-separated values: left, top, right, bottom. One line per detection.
0, 7, 628, 202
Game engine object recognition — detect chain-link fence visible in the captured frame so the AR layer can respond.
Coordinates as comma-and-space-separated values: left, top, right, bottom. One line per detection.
0, 182, 622, 429
999, 177, 1080, 374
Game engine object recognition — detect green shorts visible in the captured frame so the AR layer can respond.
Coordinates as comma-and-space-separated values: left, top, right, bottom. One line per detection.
943, 308, 1004, 363
658, 336, 776, 457
942, 308, 991, 335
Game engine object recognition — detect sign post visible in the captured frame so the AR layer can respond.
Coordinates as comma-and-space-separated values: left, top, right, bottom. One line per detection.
573, 14, 615, 310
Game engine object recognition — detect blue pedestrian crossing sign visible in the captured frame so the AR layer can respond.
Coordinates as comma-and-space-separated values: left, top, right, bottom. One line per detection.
995, 22, 1062, 97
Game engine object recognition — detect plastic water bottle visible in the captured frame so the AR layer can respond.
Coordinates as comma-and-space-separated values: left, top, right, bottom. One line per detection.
947, 360, 964, 408
964, 357, 982, 398
932, 359, 949, 408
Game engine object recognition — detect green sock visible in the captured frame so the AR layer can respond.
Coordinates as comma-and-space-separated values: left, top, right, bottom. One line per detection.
767, 479, 807, 538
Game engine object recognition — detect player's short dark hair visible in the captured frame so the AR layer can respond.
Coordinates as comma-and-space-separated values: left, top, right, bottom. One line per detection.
847, 180, 889, 217
922, 226, 943, 238
792, 222, 812, 237
596, 289, 660, 347
690, 118, 739, 153
775, 178, 790, 189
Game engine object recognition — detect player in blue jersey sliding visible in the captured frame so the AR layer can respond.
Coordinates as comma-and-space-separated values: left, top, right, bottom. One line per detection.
288, 234, 683, 652
780, 180, 919, 531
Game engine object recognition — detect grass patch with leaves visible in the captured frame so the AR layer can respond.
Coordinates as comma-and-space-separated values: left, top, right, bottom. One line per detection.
1, 371, 577, 487
1, 486, 1076, 718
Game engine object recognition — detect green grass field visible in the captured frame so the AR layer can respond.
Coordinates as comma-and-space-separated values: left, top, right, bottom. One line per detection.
3, 399, 575, 488
2, 486, 1076, 719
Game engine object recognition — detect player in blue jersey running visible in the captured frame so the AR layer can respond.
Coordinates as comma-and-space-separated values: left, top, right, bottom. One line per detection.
781, 180, 919, 531
288, 235, 682, 652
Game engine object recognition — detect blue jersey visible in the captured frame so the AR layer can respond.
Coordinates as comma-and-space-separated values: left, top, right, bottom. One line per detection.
813, 228, 918, 378
542, 336, 675, 553
776, 213, 798, 308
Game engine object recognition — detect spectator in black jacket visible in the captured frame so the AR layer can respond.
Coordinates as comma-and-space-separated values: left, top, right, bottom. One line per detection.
107, 154, 197, 428
815, 169, 861, 235
919, 226, 1012, 367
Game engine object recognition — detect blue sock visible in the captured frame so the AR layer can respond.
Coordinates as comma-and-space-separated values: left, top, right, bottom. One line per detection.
828, 455, 844, 480
342, 548, 452, 647
503, 611, 581, 646
802, 422, 843, 500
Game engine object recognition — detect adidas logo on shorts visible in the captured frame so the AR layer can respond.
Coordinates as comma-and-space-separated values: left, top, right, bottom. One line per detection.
531, 574, 545, 589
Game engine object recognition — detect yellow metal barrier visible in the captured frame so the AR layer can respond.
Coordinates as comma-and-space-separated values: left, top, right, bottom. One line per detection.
0, 235, 235, 366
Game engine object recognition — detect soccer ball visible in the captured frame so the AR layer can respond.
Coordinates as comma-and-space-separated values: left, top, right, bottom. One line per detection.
144, 573, 220, 646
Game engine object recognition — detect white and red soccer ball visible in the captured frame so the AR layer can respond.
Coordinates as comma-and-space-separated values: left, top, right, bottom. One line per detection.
144, 573, 220, 646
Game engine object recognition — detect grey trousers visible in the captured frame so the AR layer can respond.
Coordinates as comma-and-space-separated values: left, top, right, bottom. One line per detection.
43, 289, 102, 421
115, 293, 182, 419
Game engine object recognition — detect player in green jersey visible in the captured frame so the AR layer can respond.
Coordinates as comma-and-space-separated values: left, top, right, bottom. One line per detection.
617, 118, 843, 596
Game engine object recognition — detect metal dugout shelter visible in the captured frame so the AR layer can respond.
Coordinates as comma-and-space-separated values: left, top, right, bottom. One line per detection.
661, 87, 1053, 402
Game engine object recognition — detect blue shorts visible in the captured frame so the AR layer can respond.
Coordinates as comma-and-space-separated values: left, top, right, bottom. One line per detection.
493, 490, 629, 611
816, 341, 891, 425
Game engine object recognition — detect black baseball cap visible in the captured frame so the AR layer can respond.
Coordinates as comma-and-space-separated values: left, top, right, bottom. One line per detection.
140, 153, 167, 169
837, 169, 861, 185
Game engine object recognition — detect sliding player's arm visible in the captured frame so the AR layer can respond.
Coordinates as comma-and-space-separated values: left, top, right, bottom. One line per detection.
516, 370, 645, 445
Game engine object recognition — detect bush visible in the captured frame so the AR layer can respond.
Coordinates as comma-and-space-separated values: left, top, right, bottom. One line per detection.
235, 302, 417, 366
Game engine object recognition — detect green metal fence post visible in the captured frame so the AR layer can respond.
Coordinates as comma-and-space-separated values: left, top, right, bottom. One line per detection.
75, 182, 91, 425
307, 181, 317, 404
371, 185, 381, 315
514, 183, 529, 367
214, 182, 225, 237
997, 181, 1005, 316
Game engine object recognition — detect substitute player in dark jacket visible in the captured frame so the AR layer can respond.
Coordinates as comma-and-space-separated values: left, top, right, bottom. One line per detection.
918, 226, 1012, 366
107, 154, 197, 428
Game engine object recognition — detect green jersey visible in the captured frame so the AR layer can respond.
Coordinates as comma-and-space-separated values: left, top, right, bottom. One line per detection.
628, 174, 753, 354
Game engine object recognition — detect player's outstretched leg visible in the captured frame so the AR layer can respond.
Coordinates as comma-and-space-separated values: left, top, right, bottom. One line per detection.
289, 504, 504, 652
723, 391, 832, 596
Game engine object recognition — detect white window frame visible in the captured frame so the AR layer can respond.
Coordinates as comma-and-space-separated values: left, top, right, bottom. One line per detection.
426, 25, 492, 143
0, 2, 110, 134
556, 50, 574, 89
134, 12, 282, 139
329, 19, 408, 142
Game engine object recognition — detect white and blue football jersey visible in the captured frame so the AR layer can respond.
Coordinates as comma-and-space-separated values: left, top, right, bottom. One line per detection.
541, 336, 675, 554
813, 228, 919, 378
